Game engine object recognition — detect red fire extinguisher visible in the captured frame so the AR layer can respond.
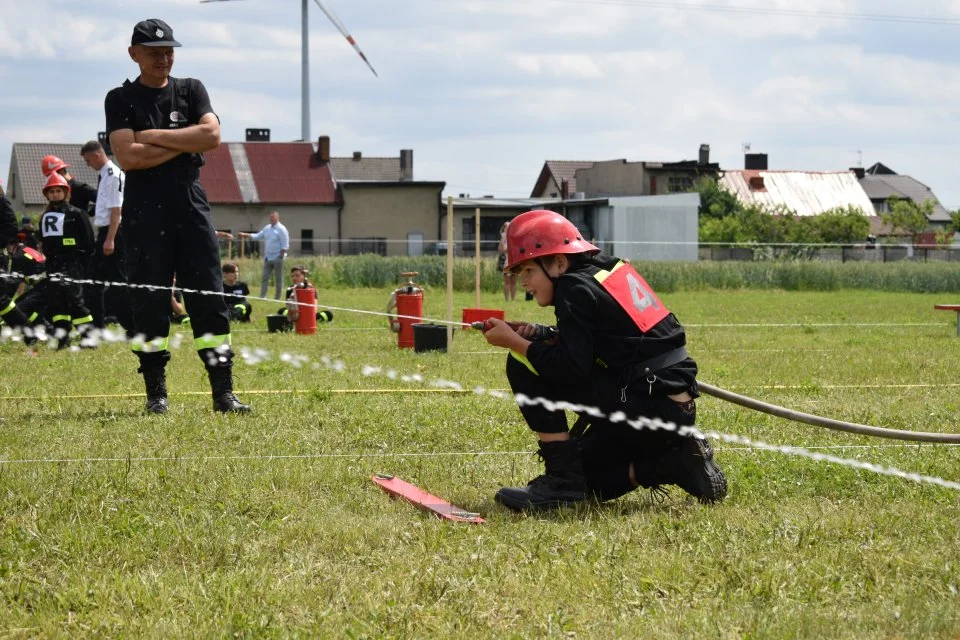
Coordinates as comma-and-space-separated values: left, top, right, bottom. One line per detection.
293, 286, 317, 335
386, 271, 423, 349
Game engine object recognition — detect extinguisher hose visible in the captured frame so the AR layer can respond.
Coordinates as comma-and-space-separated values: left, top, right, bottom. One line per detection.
698, 381, 960, 444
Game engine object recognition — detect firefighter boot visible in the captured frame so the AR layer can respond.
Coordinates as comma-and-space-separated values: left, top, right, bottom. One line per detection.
495, 439, 588, 511
0, 305, 28, 338
142, 368, 168, 415
648, 436, 727, 504
208, 367, 252, 414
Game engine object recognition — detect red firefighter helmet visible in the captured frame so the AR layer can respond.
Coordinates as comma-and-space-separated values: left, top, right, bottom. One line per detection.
41, 155, 69, 177
503, 209, 599, 273
42, 172, 71, 197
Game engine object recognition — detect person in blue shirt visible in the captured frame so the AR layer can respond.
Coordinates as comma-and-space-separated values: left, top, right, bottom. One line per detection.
240, 211, 289, 299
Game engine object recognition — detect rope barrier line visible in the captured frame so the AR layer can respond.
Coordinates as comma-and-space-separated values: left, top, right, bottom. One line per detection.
0, 271, 467, 329
0, 388, 509, 401
2, 437, 958, 492
687, 322, 941, 328
1, 443, 949, 466
744, 383, 960, 390
0, 271, 949, 333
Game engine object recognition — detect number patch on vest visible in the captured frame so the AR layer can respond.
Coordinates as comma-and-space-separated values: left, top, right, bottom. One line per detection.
41, 212, 66, 238
595, 261, 670, 332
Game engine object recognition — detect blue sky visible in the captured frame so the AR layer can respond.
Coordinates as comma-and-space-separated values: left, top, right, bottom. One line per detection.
3, 0, 960, 207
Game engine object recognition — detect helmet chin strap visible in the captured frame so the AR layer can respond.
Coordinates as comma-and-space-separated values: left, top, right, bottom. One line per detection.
534, 257, 558, 283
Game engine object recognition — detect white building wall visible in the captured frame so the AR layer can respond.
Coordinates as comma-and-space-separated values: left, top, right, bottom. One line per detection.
609, 193, 699, 262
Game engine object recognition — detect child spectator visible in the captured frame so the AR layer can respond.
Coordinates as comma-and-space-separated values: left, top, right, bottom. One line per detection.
221, 262, 252, 322
277, 265, 333, 327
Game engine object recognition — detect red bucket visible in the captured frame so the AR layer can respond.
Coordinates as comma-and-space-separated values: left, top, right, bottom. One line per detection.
461, 308, 505, 327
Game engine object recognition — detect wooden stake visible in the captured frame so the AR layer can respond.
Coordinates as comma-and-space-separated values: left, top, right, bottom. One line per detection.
475, 207, 481, 308
446, 196, 454, 347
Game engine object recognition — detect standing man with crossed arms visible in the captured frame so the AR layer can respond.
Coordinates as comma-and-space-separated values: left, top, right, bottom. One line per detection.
240, 211, 289, 299
104, 18, 250, 415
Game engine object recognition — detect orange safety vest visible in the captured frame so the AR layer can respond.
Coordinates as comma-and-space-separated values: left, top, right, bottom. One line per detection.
593, 261, 669, 332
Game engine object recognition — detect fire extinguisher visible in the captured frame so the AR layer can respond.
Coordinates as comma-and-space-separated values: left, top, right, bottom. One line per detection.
386, 271, 423, 349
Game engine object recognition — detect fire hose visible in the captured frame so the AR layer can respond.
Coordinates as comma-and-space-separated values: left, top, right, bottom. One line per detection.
698, 381, 960, 444
470, 321, 960, 443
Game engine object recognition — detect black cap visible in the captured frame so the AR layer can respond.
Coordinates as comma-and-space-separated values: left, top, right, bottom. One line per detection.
131, 19, 182, 47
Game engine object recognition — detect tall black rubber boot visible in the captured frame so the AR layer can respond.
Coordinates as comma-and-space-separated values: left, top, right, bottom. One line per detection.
495, 439, 588, 511
141, 368, 168, 415
647, 436, 727, 504
208, 367, 252, 414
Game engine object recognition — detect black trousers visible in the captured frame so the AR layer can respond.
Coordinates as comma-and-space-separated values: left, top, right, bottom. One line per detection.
122, 169, 231, 371
46, 259, 93, 331
16, 285, 47, 326
505, 355, 691, 500
87, 225, 132, 330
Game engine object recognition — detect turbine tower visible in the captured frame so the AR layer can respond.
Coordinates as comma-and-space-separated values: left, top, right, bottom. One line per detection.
202, 0, 377, 141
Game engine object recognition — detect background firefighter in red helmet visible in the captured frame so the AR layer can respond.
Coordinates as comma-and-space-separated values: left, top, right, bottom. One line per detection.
479, 209, 727, 512
38, 172, 97, 350
40, 154, 98, 217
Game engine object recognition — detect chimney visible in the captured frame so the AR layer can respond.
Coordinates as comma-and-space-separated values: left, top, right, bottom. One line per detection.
245, 128, 270, 142
560, 179, 569, 199
851, 167, 865, 179
748, 175, 766, 191
97, 131, 113, 156
745, 153, 768, 170
317, 135, 330, 162
352, 151, 362, 161
699, 143, 710, 165
400, 149, 413, 181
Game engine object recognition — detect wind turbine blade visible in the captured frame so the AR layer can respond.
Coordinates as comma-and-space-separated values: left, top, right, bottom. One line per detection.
311, 0, 378, 77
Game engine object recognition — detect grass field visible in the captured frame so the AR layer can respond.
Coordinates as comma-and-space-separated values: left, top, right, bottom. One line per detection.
1, 287, 959, 638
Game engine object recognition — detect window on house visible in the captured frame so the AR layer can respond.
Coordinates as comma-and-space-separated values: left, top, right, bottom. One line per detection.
667, 176, 694, 193
301, 229, 314, 254
462, 216, 510, 255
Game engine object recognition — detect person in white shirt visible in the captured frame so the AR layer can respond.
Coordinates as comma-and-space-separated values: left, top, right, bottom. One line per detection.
81, 139, 130, 331
240, 211, 290, 299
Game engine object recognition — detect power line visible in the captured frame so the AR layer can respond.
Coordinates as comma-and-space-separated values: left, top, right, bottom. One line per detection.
540, 0, 960, 27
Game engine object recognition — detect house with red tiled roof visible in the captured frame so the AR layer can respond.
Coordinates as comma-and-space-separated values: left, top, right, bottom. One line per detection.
7, 136, 444, 257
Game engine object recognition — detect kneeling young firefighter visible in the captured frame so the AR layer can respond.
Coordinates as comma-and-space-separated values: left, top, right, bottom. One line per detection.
480, 209, 727, 511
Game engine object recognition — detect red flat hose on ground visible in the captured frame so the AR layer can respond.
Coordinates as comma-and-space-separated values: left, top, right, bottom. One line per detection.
699, 381, 960, 444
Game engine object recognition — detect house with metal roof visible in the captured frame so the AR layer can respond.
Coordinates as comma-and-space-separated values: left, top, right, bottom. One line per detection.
856, 162, 951, 224
6, 136, 444, 257
719, 169, 875, 217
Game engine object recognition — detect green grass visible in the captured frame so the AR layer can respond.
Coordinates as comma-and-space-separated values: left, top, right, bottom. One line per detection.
1, 288, 960, 637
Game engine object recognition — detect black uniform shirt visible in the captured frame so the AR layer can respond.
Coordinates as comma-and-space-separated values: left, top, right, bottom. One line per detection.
39, 201, 95, 261
0, 195, 16, 247
222, 281, 249, 305
104, 76, 215, 172
68, 178, 98, 216
525, 254, 698, 397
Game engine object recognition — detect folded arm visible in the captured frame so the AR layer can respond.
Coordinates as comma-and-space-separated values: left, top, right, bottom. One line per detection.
135, 113, 221, 153
110, 128, 182, 171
